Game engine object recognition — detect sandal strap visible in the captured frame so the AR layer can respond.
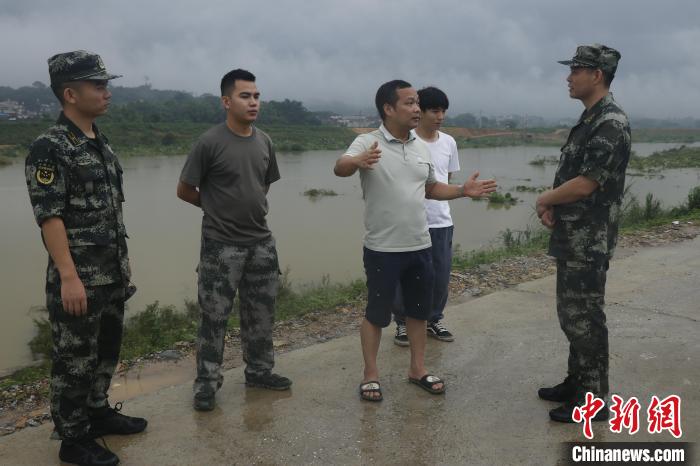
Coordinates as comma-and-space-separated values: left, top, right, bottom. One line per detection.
360, 381, 381, 391
422, 374, 443, 384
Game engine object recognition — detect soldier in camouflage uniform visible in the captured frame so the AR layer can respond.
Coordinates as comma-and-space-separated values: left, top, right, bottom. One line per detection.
177, 69, 291, 412
535, 44, 631, 423
25, 51, 146, 466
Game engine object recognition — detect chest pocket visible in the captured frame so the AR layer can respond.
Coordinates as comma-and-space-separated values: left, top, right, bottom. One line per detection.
554, 144, 583, 187
68, 161, 109, 210
114, 158, 125, 202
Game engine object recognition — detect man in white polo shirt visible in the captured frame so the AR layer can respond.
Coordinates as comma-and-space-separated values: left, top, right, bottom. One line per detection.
393, 86, 460, 346
334, 80, 496, 401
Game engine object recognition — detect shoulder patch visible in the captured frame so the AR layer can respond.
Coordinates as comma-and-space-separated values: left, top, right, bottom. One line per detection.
36, 163, 56, 185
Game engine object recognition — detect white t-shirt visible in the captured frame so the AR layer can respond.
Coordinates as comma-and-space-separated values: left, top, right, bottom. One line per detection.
418, 131, 460, 228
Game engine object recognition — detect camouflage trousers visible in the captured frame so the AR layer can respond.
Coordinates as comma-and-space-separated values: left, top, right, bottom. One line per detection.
556, 259, 609, 399
194, 236, 279, 395
47, 282, 125, 440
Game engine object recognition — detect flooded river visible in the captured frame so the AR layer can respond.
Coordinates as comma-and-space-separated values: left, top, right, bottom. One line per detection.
2, 142, 699, 372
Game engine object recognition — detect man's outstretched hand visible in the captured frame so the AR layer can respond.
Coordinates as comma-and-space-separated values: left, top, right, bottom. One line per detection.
462, 171, 497, 198
354, 141, 382, 169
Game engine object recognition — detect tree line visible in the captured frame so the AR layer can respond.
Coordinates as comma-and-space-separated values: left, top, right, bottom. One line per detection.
1, 82, 322, 126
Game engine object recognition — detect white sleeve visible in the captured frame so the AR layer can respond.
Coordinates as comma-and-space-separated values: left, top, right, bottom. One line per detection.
448, 136, 460, 172
344, 134, 369, 158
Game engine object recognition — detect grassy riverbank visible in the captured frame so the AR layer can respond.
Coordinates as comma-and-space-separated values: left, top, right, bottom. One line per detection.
0, 121, 357, 158
3, 186, 698, 391
1, 123, 700, 159
629, 145, 700, 171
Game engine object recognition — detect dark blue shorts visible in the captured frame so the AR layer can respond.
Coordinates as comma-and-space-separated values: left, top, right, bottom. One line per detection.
363, 247, 434, 327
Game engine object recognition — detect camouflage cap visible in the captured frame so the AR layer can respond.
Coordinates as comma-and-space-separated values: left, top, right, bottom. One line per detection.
48, 50, 122, 85
558, 44, 621, 74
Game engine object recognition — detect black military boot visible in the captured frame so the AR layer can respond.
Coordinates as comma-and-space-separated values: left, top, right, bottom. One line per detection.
89, 402, 147, 437
245, 372, 292, 390
549, 399, 610, 423
59, 438, 119, 466
194, 388, 216, 412
538, 375, 577, 402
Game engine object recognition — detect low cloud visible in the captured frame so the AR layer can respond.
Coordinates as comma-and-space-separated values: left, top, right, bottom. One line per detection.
1, 0, 698, 118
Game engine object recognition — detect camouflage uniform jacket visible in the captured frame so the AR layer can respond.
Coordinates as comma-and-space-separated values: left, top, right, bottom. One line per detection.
25, 112, 130, 287
549, 93, 631, 263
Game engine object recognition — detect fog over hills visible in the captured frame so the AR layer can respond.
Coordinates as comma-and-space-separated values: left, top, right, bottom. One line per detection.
1, 0, 699, 120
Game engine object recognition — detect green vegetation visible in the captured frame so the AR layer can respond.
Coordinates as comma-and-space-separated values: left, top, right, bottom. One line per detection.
0, 120, 357, 157
452, 227, 549, 270
628, 145, 700, 171
0, 154, 14, 166
303, 188, 338, 199
487, 192, 519, 205
688, 186, 700, 210
620, 186, 700, 229
632, 128, 700, 143
276, 270, 365, 322
0, 363, 50, 392
513, 185, 549, 193
24, 269, 366, 372
454, 134, 562, 149
120, 301, 199, 360
529, 155, 560, 166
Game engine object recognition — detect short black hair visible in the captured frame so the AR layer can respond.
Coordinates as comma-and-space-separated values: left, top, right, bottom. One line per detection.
375, 79, 412, 121
51, 81, 86, 106
51, 83, 67, 105
417, 86, 449, 112
220, 69, 256, 96
602, 70, 615, 87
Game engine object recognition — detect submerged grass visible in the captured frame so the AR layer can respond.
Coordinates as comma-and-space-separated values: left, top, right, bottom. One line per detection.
528, 155, 560, 166
303, 188, 338, 199
629, 145, 700, 171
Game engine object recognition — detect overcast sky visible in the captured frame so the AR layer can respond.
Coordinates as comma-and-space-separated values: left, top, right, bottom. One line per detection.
2, 0, 699, 118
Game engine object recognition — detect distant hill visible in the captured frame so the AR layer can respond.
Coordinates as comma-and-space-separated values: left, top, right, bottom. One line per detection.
2, 83, 700, 129
0, 82, 322, 126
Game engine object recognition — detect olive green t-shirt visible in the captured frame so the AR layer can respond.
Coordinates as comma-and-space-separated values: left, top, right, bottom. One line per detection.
180, 124, 280, 245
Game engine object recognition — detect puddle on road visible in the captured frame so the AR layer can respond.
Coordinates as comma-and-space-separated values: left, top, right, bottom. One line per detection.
110, 359, 196, 401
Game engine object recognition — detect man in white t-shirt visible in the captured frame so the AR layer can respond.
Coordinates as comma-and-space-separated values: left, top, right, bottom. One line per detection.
393, 87, 461, 346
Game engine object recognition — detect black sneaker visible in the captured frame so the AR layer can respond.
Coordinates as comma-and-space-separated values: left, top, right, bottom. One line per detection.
538, 375, 577, 402
427, 321, 454, 342
89, 402, 147, 437
194, 390, 216, 411
245, 372, 292, 391
59, 438, 119, 466
394, 322, 409, 346
549, 400, 610, 423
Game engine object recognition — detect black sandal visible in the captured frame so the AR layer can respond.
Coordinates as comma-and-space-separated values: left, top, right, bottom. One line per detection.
359, 381, 383, 402
408, 374, 446, 394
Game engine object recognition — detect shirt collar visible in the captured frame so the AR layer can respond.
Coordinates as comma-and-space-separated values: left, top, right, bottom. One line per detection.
56, 112, 102, 147
578, 93, 615, 125
379, 123, 416, 143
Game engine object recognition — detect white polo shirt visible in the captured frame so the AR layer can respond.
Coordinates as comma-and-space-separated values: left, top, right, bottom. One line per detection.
418, 131, 460, 228
344, 124, 436, 252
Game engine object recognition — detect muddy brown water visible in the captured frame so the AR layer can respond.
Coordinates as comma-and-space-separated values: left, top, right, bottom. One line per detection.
2, 143, 699, 372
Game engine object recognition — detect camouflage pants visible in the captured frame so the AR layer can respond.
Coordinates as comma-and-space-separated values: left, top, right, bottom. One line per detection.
194, 236, 279, 395
556, 259, 609, 398
47, 282, 125, 440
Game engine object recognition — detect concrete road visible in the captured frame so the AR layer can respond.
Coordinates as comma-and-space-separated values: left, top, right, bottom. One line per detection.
1, 238, 698, 465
